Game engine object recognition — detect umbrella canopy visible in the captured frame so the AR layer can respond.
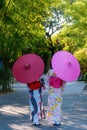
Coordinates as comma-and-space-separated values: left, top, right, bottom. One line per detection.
52, 51, 80, 82
12, 54, 44, 83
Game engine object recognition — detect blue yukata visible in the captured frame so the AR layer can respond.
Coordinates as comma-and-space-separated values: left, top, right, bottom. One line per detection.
27, 78, 45, 125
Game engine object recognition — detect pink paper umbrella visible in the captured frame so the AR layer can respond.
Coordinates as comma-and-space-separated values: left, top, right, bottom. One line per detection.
52, 51, 80, 82
12, 54, 44, 83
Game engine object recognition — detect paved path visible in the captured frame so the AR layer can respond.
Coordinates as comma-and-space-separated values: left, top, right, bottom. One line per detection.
0, 81, 87, 130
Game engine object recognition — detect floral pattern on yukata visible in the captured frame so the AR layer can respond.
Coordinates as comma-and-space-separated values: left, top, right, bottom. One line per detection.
47, 86, 62, 124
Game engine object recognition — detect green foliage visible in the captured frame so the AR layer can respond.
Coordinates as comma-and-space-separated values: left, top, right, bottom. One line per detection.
0, 65, 12, 91
55, 0, 87, 53
1, 0, 87, 91
74, 48, 87, 75
0, 0, 55, 64
84, 73, 87, 81
0, 0, 57, 91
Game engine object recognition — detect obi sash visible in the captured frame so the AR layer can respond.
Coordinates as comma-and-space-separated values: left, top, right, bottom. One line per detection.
49, 77, 63, 88
27, 81, 41, 90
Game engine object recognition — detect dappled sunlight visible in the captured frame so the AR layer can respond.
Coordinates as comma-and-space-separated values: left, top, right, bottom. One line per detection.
61, 111, 87, 130
0, 105, 29, 116
65, 119, 87, 130
8, 124, 34, 130
0, 81, 87, 129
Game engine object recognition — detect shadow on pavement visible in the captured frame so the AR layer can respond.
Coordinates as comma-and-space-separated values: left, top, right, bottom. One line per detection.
0, 82, 87, 130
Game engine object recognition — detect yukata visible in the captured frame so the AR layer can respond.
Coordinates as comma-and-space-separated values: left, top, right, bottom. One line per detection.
47, 69, 64, 125
27, 78, 45, 125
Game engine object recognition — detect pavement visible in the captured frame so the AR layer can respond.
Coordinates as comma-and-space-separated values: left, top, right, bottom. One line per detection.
0, 81, 87, 130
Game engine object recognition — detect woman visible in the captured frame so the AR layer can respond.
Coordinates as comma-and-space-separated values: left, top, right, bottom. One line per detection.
46, 69, 65, 126
27, 77, 45, 126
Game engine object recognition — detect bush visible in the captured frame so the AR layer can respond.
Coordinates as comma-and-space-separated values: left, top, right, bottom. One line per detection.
84, 73, 87, 81
0, 66, 13, 92
74, 48, 87, 76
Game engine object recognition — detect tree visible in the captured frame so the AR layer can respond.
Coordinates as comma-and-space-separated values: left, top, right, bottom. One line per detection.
0, 0, 58, 91
44, 0, 87, 75
44, 6, 65, 57
57, 0, 87, 53
74, 48, 87, 80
